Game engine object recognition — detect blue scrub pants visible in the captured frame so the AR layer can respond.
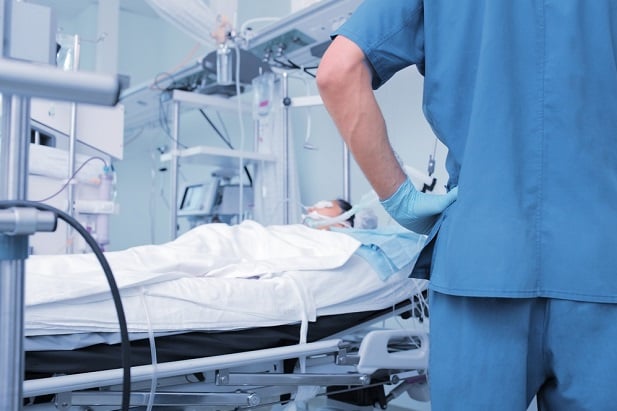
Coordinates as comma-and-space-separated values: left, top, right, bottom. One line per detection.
428, 291, 617, 411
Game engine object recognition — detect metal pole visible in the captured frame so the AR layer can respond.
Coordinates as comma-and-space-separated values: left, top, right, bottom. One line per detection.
0, 3, 118, 406
66, 34, 81, 253
0, 93, 31, 411
0, 58, 120, 105
0, 257, 26, 411
170, 100, 180, 239
343, 143, 351, 202
0, 4, 27, 408
281, 72, 290, 224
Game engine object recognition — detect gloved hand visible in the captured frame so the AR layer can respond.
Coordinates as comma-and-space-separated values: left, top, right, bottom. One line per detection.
380, 177, 458, 234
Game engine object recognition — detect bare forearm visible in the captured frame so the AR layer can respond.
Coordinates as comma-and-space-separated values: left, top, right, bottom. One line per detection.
341, 89, 405, 200
317, 36, 406, 199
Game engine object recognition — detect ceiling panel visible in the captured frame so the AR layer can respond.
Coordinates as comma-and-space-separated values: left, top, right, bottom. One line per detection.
26, 0, 158, 20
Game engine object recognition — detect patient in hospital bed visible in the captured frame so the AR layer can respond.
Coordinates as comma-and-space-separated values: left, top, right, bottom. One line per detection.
23, 208, 431, 411
24, 202, 426, 352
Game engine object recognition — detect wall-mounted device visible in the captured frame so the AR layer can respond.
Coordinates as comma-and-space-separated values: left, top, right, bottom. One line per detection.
246, 0, 363, 68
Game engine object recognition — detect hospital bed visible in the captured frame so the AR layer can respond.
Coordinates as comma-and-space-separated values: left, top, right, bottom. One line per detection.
22, 220, 430, 410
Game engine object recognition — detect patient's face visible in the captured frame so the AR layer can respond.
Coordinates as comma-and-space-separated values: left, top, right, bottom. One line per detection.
305, 200, 347, 230
309, 201, 343, 218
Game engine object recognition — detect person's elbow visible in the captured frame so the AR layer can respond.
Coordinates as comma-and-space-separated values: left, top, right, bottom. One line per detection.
315, 53, 343, 99
316, 36, 369, 101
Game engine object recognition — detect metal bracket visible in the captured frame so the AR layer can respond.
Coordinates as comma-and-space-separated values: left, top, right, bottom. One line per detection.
0, 207, 57, 260
335, 347, 360, 366
54, 391, 72, 411
0, 207, 56, 235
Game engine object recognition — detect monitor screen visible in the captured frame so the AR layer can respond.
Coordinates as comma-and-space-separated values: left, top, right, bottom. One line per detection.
178, 179, 220, 216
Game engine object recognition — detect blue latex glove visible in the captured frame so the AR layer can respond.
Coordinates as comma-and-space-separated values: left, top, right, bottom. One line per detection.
380, 178, 458, 234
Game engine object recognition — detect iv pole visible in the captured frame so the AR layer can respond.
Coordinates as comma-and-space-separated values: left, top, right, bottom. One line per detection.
0, 2, 121, 409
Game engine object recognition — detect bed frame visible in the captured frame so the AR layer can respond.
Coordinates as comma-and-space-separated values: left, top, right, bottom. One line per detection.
23, 300, 429, 410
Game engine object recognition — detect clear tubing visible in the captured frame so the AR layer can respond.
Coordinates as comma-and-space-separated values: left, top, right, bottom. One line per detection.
140, 288, 158, 411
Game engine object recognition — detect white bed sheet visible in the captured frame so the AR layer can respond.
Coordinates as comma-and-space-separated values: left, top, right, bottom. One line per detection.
24, 221, 426, 345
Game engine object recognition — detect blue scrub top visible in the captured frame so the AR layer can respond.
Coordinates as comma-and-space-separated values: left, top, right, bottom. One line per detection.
335, 0, 617, 302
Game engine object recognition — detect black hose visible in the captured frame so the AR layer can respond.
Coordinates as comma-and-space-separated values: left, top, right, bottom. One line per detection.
0, 200, 131, 411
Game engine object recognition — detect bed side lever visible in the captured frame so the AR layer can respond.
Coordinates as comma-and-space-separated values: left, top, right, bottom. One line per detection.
68, 390, 261, 407
356, 329, 429, 374
217, 370, 370, 386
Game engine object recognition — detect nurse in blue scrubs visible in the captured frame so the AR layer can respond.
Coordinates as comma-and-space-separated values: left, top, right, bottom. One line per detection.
317, 0, 617, 409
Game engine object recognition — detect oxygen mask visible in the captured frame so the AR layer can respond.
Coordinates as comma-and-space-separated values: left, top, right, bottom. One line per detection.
301, 200, 351, 229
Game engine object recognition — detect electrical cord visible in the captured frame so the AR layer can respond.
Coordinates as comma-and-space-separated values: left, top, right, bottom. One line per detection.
285, 58, 318, 78
274, 57, 318, 78
0, 200, 131, 411
302, 66, 318, 78
198, 108, 233, 148
198, 108, 253, 186
273, 57, 297, 70
215, 110, 232, 144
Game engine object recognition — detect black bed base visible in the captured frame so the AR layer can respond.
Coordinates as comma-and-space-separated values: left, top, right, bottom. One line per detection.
26, 300, 418, 378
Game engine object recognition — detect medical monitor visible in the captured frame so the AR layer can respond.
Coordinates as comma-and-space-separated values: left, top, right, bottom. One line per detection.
178, 179, 220, 217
